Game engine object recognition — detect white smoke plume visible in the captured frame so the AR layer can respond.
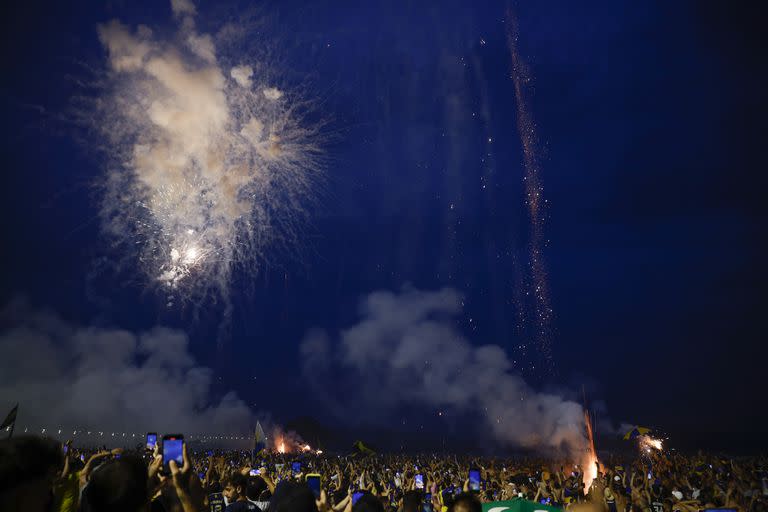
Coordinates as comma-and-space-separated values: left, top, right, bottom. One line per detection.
270, 426, 309, 454
88, 1, 322, 303
301, 287, 590, 456
0, 300, 253, 438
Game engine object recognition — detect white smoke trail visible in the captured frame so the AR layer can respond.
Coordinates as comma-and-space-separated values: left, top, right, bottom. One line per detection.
88, 1, 322, 303
301, 287, 590, 456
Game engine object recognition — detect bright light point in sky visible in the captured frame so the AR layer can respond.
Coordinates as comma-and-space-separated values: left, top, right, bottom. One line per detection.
183, 246, 200, 265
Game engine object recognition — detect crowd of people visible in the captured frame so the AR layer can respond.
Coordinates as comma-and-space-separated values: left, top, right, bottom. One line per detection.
0, 434, 765, 512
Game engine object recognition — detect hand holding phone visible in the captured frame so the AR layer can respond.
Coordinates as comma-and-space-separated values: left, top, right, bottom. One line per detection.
147, 432, 158, 451
415, 474, 424, 490
306, 473, 321, 498
469, 468, 481, 492
162, 434, 184, 473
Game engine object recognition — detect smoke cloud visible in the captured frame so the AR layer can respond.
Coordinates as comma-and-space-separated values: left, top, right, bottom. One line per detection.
88, 1, 322, 302
0, 301, 253, 437
301, 287, 589, 456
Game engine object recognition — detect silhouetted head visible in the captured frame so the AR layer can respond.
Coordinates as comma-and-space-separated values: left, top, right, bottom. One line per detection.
0, 436, 63, 512
449, 493, 481, 512
267, 481, 318, 512
82, 455, 149, 512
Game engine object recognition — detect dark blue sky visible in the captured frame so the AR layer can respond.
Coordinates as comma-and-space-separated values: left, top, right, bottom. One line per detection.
1, 1, 766, 451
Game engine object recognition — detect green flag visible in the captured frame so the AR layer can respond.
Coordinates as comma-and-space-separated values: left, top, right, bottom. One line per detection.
352, 440, 376, 455
481, 499, 562, 512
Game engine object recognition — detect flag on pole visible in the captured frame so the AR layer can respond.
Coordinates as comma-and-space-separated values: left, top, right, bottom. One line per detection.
1, 404, 18, 431
251, 421, 266, 463
352, 440, 377, 455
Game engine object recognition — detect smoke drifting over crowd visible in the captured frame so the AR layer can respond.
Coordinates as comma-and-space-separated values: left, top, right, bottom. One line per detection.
90, 0, 322, 302
0, 300, 253, 435
301, 288, 589, 457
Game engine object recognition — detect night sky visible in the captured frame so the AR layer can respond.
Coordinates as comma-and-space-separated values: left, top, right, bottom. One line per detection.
1, 1, 766, 453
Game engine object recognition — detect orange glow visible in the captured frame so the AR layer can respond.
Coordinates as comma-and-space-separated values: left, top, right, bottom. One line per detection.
277, 440, 286, 454
301, 444, 311, 452
639, 435, 662, 452
582, 409, 599, 495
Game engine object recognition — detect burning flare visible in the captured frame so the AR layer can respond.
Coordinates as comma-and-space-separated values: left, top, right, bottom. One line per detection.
581, 409, 599, 494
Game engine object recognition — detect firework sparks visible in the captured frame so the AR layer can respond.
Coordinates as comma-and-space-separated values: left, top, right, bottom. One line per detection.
90, 0, 322, 302
639, 434, 663, 453
505, 7, 554, 368
277, 440, 286, 454
581, 409, 599, 494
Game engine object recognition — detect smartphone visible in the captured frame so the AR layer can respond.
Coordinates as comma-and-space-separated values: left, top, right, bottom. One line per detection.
162, 434, 184, 472
147, 432, 158, 450
424, 493, 433, 512
292, 461, 302, 475
352, 491, 365, 505
250, 469, 261, 476
415, 474, 424, 490
469, 468, 481, 492
63, 445, 69, 454
306, 474, 321, 498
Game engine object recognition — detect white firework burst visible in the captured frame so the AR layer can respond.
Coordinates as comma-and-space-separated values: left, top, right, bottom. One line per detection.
89, 1, 323, 302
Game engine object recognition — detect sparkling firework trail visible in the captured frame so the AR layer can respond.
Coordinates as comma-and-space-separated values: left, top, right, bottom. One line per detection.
505, 7, 554, 368
89, 1, 322, 303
